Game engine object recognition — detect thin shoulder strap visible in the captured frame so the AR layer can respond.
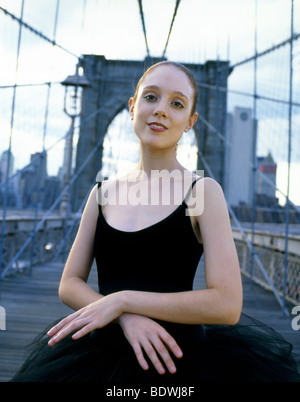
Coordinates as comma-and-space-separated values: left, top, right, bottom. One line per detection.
96, 181, 102, 210
183, 177, 201, 204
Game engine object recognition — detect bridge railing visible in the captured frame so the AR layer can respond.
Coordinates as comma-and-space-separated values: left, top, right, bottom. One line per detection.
0, 214, 79, 277
235, 238, 300, 306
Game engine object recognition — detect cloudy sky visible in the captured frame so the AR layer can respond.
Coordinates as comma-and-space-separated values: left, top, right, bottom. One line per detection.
0, 0, 300, 205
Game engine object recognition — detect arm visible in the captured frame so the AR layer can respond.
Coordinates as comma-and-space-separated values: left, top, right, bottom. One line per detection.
58, 184, 104, 310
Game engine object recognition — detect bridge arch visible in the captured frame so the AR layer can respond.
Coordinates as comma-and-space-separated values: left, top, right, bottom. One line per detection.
102, 109, 140, 179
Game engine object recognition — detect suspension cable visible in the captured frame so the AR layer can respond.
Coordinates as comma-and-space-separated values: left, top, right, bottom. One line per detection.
162, 0, 181, 58
0, 6, 79, 60
232, 31, 300, 68
0, 81, 62, 88
137, 0, 150, 57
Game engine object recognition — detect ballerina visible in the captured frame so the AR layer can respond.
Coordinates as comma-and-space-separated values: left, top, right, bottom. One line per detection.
11, 61, 300, 382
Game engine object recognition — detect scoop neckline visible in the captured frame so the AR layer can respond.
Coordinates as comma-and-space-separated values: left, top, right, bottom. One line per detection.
98, 201, 187, 234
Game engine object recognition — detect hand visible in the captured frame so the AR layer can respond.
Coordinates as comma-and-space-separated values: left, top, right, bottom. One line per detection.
47, 293, 122, 345
117, 313, 183, 375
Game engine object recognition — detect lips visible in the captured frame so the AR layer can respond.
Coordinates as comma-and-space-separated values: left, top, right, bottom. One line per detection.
147, 122, 168, 131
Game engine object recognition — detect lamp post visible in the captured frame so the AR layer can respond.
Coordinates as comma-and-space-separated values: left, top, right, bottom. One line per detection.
60, 64, 89, 216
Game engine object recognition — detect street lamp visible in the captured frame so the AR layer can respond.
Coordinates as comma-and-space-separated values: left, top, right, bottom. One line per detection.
60, 64, 90, 216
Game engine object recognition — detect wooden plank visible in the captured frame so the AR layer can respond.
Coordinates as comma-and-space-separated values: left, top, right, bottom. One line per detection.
0, 261, 97, 381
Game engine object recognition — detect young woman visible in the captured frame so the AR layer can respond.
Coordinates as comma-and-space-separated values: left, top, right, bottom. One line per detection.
11, 61, 299, 382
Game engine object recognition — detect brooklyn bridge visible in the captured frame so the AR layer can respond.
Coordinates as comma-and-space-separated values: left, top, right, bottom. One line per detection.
0, 0, 299, 381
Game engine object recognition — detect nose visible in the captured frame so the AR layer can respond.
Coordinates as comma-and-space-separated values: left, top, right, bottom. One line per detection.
154, 110, 166, 118
153, 100, 167, 118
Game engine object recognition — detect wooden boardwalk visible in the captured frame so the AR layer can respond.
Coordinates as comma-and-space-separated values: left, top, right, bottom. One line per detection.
0, 260, 299, 382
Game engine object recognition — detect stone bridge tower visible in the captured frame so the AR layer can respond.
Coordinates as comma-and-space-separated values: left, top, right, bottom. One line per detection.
73, 55, 231, 210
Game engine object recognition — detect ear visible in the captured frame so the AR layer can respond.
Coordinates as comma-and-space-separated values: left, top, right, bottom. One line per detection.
128, 98, 135, 120
184, 112, 198, 132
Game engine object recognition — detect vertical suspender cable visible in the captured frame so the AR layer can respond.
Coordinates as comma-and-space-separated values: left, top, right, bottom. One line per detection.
250, 0, 258, 289
282, 0, 294, 316
42, 0, 60, 150
0, 0, 25, 299
29, 0, 61, 273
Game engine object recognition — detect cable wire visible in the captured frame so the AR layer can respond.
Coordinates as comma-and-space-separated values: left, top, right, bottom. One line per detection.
0, 6, 79, 60
137, 0, 150, 57
162, 0, 181, 58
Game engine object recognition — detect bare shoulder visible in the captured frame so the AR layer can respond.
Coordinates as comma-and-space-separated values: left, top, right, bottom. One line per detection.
86, 183, 99, 210
188, 176, 226, 217
196, 176, 223, 193
194, 177, 226, 205
196, 177, 232, 236
78, 184, 99, 231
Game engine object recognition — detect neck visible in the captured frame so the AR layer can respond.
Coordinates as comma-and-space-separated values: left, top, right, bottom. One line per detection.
135, 145, 184, 176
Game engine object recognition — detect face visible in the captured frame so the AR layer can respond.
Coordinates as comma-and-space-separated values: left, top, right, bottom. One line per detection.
129, 65, 198, 152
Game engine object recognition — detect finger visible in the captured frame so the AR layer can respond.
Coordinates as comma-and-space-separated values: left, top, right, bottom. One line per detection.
48, 318, 88, 346
47, 311, 81, 337
142, 341, 166, 375
150, 336, 177, 374
130, 341, 149, 372
47, 320, 68, 337
71, 322, 96, 340
160, 331, 183, 359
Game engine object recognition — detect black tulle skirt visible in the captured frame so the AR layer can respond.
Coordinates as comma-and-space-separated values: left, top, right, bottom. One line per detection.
10, 313, 300, 383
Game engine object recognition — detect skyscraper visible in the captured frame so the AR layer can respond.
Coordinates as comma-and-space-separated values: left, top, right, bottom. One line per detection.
0, 150, 14, 183
224, 106, 255, 207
